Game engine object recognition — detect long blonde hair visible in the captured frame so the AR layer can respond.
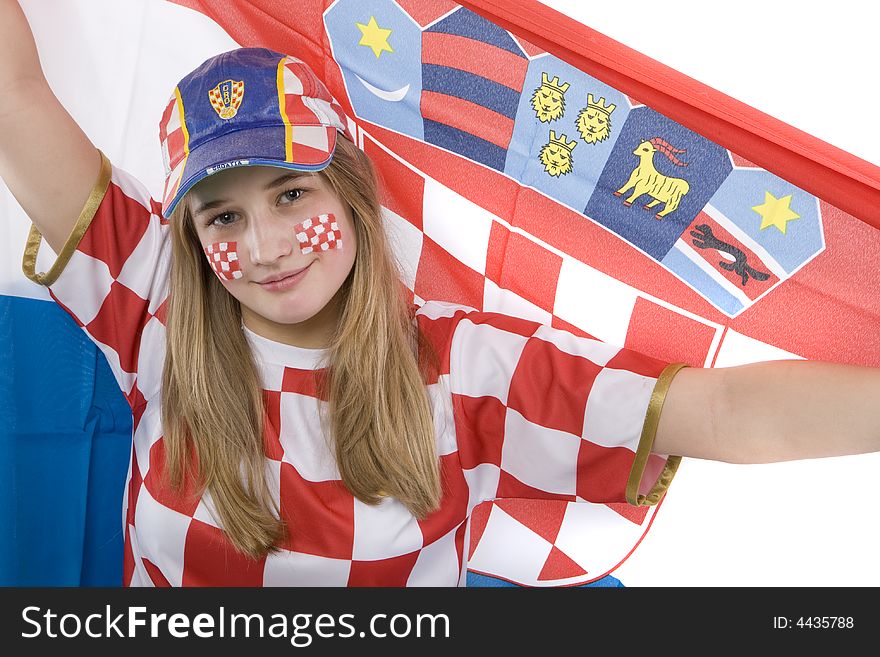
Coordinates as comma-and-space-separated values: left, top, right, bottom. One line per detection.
161, 136, 442, 559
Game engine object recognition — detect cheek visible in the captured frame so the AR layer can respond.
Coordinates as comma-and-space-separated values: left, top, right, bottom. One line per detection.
294, 213, 344, 255
204, 241, 243, 281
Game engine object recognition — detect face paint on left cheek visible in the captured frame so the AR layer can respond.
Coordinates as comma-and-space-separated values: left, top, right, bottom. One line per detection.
294, 213, 343, 255
204, 241, 243, 281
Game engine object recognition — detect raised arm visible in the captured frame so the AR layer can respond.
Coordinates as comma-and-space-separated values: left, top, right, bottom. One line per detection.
654, 360, 880, 463
0, 0, 101, 255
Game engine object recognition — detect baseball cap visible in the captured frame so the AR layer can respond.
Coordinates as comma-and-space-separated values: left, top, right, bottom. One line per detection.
158, 47, 354, 217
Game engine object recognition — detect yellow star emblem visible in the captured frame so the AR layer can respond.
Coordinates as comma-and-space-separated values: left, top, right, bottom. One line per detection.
356, 16, 394, 59
752, 191, 801, 235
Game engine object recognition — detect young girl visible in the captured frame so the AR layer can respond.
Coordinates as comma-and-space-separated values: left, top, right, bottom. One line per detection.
3, 0, 879, 586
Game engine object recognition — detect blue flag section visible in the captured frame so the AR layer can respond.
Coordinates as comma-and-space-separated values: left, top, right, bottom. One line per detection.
585, 106, 731, 261
661, 168, 824, 316
0, 296, 131, 586
420, 9, 528, 171
325, 0, 425, 141
508, 61, 629, 211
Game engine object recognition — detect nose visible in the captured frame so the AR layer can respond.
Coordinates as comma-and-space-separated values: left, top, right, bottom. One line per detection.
246, 214, 293, 265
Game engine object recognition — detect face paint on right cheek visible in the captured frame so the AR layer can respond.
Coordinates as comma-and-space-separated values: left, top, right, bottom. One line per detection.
204, 241, 243, 280
294, 213, 343, 255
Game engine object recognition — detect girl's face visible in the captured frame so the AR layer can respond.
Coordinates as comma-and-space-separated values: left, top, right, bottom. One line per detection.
189, 165, 357, 347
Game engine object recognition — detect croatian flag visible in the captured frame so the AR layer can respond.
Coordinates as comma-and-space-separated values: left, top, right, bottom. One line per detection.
2, 0, 879, 587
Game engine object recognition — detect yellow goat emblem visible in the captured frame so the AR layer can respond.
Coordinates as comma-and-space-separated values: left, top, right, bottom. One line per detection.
614, 138, 690, 220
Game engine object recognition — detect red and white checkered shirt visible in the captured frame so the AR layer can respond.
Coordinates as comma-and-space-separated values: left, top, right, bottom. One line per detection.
35, 153, 680, 586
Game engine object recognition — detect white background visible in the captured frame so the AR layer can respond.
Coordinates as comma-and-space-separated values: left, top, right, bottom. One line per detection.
541, 0, 880, 167
5, 0, 879, 586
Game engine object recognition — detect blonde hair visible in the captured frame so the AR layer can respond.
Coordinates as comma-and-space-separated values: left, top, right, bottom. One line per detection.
161, 136, 442, 559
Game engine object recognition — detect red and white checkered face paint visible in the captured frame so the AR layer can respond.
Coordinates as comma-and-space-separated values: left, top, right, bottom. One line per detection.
204, 241, 243, 281
294, 213, 343, 255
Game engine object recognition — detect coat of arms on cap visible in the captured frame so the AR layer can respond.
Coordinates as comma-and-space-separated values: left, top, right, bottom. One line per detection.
208, 80, 245, 119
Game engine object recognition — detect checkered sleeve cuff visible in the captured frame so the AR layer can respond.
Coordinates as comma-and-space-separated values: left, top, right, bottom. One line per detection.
625, 362, 689, 506
22, 149, 112, 286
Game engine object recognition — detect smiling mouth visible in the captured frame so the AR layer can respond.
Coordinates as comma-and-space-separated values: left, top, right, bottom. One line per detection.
256, 262, 314, 290
257, 263, 312, 285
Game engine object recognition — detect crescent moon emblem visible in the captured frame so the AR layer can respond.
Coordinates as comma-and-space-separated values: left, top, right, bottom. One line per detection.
355, 74, 410, 102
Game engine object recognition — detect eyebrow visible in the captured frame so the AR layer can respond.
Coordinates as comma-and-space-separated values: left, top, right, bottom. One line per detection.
192, 172, 311, 218
265, 171, 310, 190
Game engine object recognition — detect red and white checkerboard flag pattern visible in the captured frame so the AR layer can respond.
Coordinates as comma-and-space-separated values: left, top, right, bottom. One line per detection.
295, 214, 342, 254
159, 91, 188, 212
204, 241, 243, 280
